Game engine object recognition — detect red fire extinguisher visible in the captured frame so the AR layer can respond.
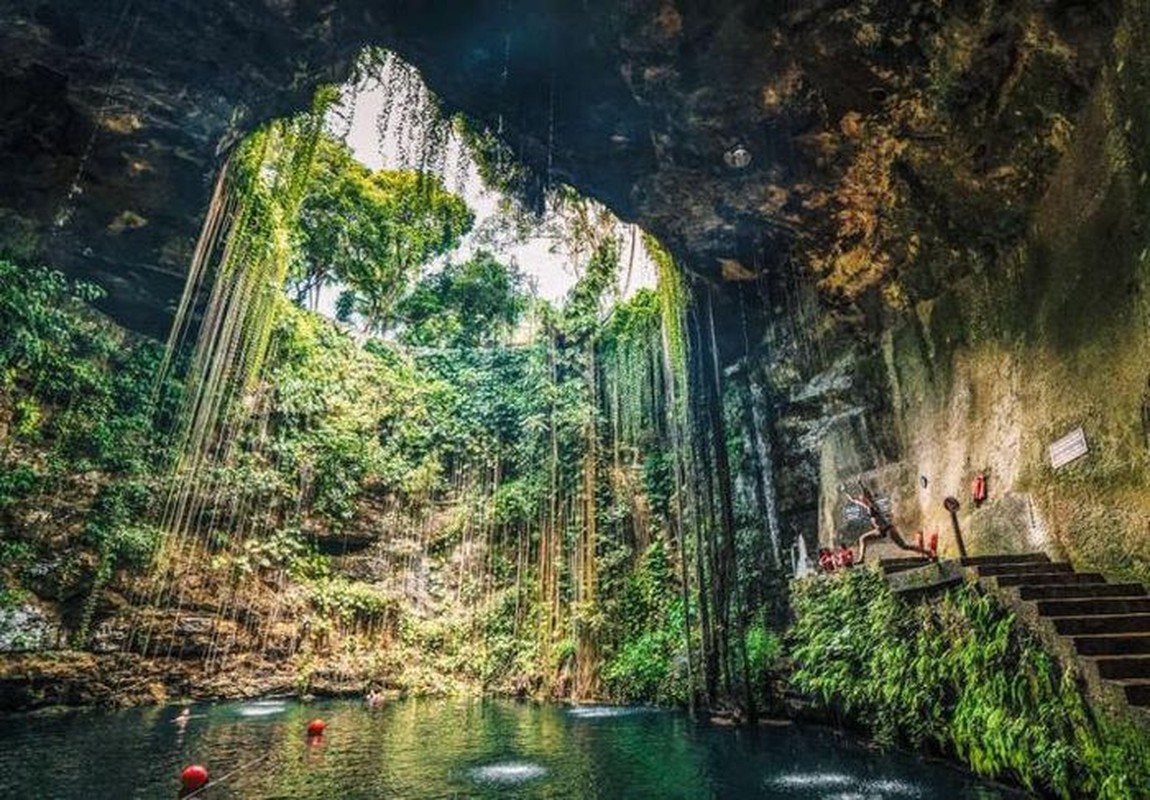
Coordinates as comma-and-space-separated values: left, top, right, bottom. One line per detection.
971, 472, 987, 506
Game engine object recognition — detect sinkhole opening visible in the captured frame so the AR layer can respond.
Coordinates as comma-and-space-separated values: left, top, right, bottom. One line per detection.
117, 48, 721, 703
1, 45, 789, 716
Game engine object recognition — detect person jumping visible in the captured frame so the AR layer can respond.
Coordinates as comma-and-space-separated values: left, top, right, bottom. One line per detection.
844, 482, 935, 564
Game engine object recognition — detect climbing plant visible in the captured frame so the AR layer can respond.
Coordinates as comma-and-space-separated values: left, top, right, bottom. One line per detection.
0, 63, 790, 713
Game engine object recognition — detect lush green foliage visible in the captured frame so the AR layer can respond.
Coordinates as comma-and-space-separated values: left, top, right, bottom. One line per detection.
203, 93, 337, 397
0, 259, 179, 476
0, 465, 40, 513
0, 260, 181, 644
789, 570, 1150, 799
221, 528, 330, 583
0, 85, 729, 710
743, 613, 782, 698
251, 234, 699, 699
308, 576, 396, 626
393, 250, 527, 347
292, 135, 474, 330
601, 541, 689, 703
259, 300, 545, 522
85, 481, 164, 571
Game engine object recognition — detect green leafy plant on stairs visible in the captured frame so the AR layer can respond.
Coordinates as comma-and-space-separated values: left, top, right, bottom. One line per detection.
788, 569, 1150, 799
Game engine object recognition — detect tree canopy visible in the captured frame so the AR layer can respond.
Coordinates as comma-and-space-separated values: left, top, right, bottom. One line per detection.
290, 136, 474, 331
393, 250, 529, 348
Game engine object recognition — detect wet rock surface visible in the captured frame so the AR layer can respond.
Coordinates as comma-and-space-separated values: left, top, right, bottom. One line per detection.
0, 602, 63, 653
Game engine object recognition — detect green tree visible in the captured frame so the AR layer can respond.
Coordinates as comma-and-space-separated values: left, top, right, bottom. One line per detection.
560, 238, 619, 342
290, 136, 474, 329
394, 250, 528, 348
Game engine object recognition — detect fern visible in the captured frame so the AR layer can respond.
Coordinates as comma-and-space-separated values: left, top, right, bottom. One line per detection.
788, 570, 1150, 798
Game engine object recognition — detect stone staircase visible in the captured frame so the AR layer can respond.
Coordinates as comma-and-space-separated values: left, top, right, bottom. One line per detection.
879, 552, 1150, 722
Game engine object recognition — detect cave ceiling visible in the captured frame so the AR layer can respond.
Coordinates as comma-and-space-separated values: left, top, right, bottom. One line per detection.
0, 0, 1117, 335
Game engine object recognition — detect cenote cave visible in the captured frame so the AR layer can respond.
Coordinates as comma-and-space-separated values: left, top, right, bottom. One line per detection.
1, 1, 1150, 798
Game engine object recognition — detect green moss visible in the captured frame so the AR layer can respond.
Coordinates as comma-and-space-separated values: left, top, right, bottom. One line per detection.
0, 209, 40, 262
788, 570, 1150, 798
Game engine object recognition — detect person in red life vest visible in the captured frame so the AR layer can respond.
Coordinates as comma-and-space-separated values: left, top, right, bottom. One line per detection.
817, 543, 857, 572
844, 481, 934, 564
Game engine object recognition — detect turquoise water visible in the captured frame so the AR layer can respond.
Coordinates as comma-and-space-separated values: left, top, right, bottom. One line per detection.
0, 698, 1018, 798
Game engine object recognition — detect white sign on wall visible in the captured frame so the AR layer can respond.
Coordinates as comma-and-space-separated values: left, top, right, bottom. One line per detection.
1049, 427, 1088, 470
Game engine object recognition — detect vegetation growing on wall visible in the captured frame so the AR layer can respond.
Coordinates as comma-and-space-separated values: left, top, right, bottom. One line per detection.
0, 259, 179, 632
0, 232, 789, 708
0, 260, 178, 478
789, 570, 1150, 799
0, 61, 796, 712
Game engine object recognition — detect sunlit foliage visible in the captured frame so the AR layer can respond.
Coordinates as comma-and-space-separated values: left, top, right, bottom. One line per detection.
393, 250, 528, 347
291, 135, 474, 330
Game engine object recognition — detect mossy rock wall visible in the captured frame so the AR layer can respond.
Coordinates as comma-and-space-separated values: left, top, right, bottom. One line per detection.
789, 570, 1150, 798
813, 2, 1150, 584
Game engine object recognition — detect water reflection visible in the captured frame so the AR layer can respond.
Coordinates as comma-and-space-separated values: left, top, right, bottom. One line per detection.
469, 760, 548, 784
771, 772, 924, 797
567, 705, 657, 719
0, 698, 1019, 799
233, 700, 289, 718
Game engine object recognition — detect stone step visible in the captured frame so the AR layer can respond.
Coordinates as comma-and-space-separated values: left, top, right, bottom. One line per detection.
881, 557, 933, 568
1075, 634, 1150, 657
1036, 597, 1150, 618
960, 553, 1050, 567
1120, 681, 1150, 707
994, 572, 1105, 587
1053, 615, 1150, 636
894, 576, 965, 601
1094, 657, 1150, 680
882, 561, 935, 575
1019, 583, 1147, 601
976, 562, 1073, 577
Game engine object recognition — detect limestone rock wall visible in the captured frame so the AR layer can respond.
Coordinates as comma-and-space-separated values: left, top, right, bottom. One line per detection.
761, 1, 1150, 583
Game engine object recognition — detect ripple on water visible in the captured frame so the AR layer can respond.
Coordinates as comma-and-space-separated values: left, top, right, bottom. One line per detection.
234, 700, 289, 718
468, 761, 548, 785
566, 705, 652, 720
771, 773, 922, 798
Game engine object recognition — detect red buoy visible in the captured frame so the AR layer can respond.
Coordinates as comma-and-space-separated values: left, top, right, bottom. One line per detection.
180, 764, 209, 793
306, 718, 327, 737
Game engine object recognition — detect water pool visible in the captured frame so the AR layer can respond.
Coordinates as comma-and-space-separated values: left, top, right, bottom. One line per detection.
0, 698, 1018, 798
